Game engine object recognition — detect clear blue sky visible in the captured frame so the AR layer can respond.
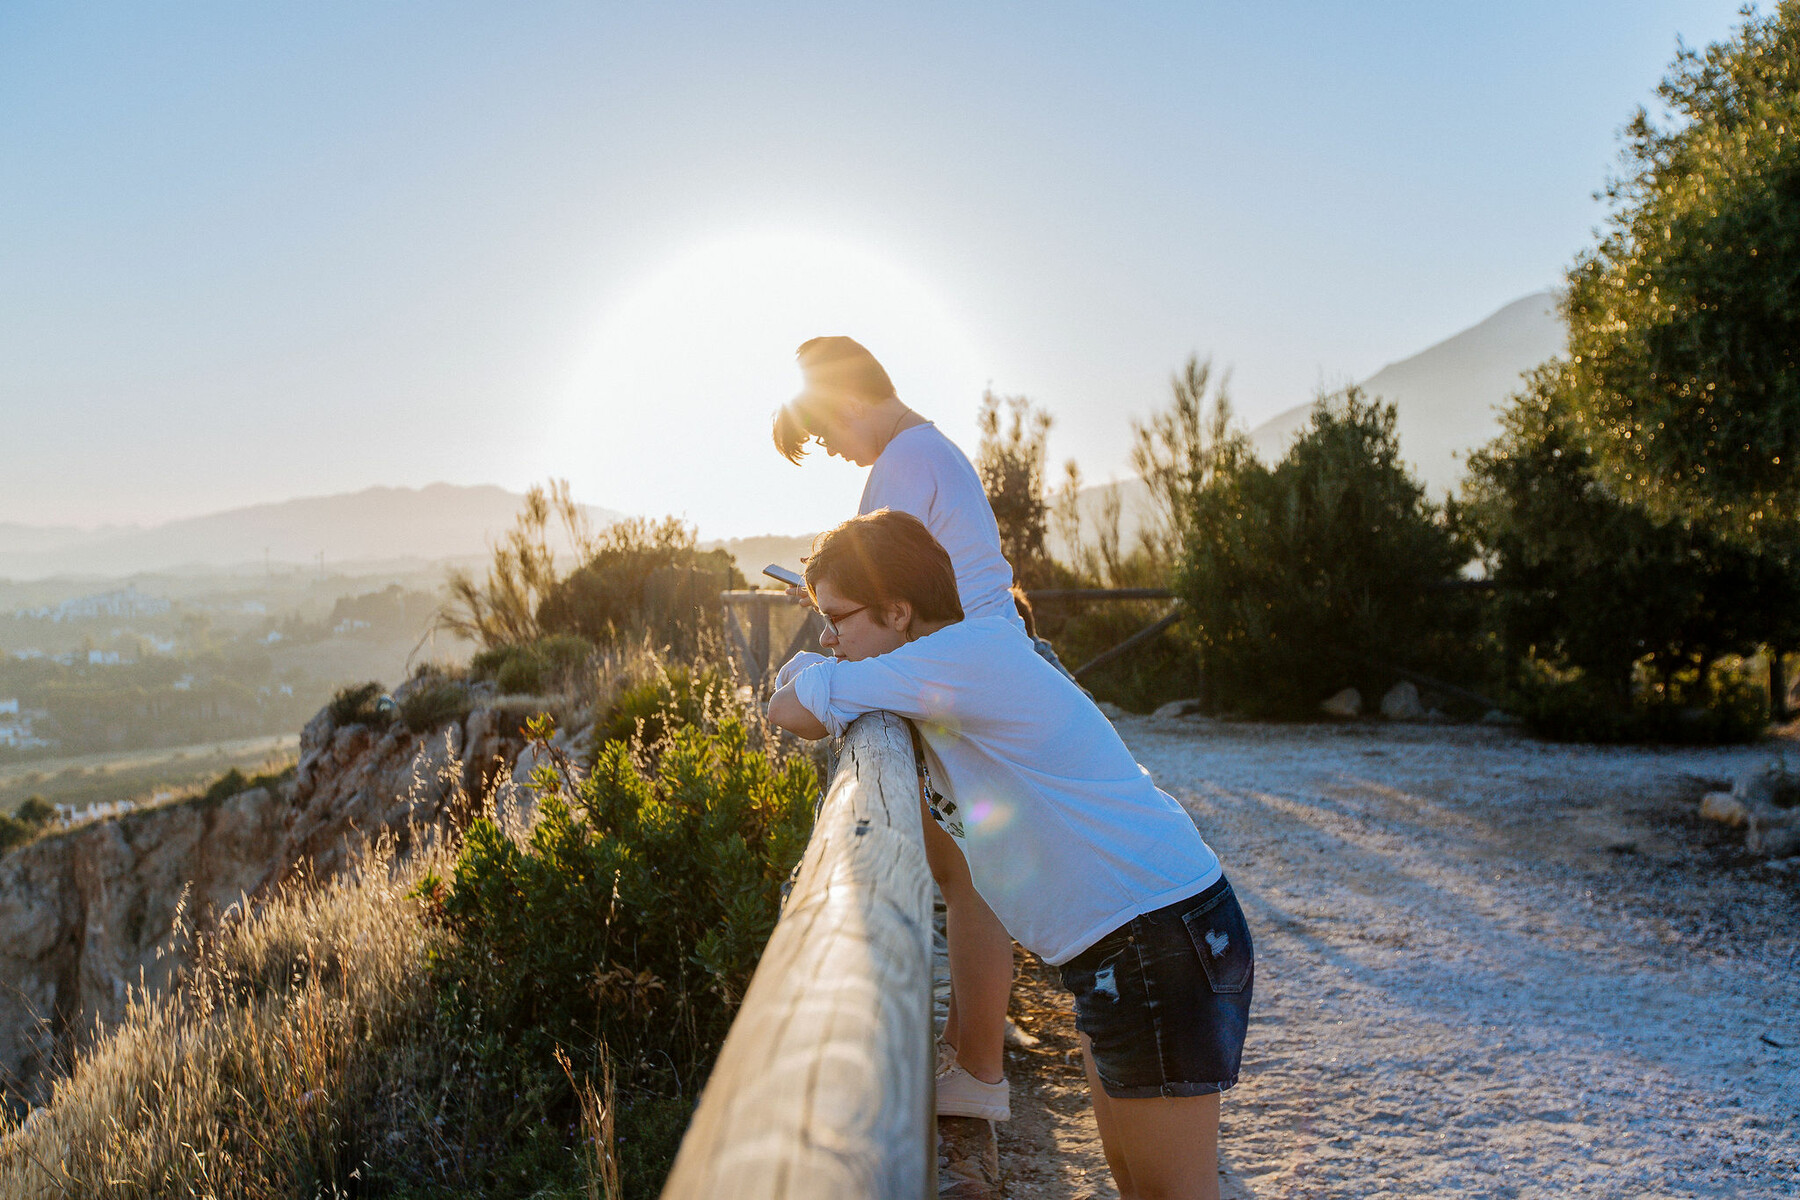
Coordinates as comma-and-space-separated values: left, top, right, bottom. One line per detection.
0, 1, 1751, 536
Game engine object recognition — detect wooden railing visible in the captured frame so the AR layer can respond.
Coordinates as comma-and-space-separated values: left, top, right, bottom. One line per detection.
721, 590, 823, 688
660, 710, 937, 1199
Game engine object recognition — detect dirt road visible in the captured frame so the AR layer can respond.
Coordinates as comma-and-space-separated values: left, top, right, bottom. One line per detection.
996, 717, 1799, 1199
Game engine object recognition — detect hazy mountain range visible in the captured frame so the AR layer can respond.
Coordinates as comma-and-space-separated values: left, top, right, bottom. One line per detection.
0, 485, 624, 581
1246, 290, 1563, 496
5, 292, 1564, 582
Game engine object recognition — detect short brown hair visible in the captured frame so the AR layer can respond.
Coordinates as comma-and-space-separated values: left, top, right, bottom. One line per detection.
803, 509, 964, 626
773, 336, 897, 464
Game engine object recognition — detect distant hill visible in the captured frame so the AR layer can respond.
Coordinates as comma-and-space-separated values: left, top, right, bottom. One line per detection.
1057, 292, 1566, 557
1247, 291, 1565, 497
0, 485, 624, 581
701, 534, 818, 585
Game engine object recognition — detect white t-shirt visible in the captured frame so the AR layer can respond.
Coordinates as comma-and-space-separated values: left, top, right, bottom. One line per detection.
786, 619, 1222, 965
860, 424, 1026, 633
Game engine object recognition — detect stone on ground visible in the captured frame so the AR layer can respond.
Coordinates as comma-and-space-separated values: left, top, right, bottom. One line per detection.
1320, 688, 1361, 718
1700, 792, 1751, 828
1380, 681, 1425, 721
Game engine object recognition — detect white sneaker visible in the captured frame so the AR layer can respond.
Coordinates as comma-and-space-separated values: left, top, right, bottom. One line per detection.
935, 1059, 1010, 1122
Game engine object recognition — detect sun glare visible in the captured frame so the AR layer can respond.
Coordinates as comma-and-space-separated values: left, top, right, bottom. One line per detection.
555, 232, 987, 539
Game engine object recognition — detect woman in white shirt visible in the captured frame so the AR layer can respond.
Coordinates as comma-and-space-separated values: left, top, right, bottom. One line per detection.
769, 510, 1253, 1200
773, 335, 1022, 1119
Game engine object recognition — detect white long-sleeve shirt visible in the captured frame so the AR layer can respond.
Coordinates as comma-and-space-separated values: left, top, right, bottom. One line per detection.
787, 619, 1221, 964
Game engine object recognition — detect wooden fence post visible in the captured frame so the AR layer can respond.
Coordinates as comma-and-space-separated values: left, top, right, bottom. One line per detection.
750, 599, 772, 684
660, 711, 936, 1200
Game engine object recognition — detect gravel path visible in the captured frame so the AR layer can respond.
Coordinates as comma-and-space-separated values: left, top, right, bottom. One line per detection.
999, 717, 1800, 1199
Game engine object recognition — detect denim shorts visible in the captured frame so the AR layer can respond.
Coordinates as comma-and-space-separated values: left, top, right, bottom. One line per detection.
1058, 875, 1253, 1099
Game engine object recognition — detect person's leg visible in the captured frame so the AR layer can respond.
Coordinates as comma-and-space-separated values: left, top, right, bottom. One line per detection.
1079, 1032, 1138, 1197
1079, 1033, 1219, 1200
918, 791, 1013, 1084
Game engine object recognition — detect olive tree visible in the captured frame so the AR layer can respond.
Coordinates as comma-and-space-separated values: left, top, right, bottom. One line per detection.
1564, 3, 1800, 533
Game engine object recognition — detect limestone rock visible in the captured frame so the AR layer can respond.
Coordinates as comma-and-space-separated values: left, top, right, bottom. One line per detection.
1380, 681, 1425, 721
1700, 792, 1751, 828
1152, 698, 1204, 720
1320, 688, 1362, 718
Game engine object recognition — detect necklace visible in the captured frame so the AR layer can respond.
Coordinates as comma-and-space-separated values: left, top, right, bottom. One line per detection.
878, 408, 911, 456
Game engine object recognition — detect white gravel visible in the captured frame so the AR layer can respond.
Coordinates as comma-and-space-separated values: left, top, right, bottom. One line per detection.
1116, 716, 1800, 1200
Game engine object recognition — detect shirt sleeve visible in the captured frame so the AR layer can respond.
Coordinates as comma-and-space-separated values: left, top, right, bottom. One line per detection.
790, 652, 942, 739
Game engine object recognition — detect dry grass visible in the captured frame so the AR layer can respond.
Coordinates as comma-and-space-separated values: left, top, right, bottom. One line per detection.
0, 826, 458, 1200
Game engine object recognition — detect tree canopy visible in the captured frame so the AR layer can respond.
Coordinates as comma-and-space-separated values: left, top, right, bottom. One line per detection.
1564, 2, 1800, 533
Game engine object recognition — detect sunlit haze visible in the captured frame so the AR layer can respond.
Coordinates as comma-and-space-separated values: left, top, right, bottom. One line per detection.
556, 232, 988, 536
0, 1, 1750, 538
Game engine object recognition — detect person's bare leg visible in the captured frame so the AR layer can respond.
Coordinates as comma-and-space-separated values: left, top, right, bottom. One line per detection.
1080, 1032, 1139, 1198
1080, 1032, 1219, 1200
919, 793, 1013, 1084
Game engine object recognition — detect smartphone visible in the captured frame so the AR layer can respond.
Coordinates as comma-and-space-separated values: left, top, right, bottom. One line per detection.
762, 563, 805, 588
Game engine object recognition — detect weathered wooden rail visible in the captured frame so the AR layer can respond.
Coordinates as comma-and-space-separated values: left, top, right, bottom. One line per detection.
660, 710, 937, 1199
722, 590, 824, 688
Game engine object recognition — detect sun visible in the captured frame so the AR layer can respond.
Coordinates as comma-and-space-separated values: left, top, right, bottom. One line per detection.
554, 231, 987, 539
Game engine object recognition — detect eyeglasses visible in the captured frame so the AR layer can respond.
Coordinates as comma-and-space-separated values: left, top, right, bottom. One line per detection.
819, 604, 868, 637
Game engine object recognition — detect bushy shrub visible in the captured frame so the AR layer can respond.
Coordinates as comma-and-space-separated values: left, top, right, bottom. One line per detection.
326, 681, 390, 727
1031, 600, 1199, 713
399, 677, 475, 733
1510, 658, 1768, 744
197, 763, 294, 805
202, 767, 249, 803
420, 710, 817, 1195
0, 813, 31, 852
1179, 387, 1475, 717
470, 633, 595, 695
536, 521, 742, 658
596, 662, 734, 747
16, 794, 54, 825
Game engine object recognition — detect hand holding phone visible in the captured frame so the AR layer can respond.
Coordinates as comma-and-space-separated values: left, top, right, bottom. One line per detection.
762, 563, 812, 606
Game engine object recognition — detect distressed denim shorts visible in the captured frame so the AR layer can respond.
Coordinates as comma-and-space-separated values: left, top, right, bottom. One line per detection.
1058, 875, 1253, 1099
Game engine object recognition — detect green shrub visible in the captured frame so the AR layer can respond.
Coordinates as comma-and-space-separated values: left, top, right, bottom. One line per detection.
421, 711, 817, 1195
534, 520, 742, 657
0, 814, 31, 852
197, 764, 294, 804
1512, 659, 1768, 744
470, 633, 595, 695
400, 678, 474, 733
1036, 602, 1198, 713
597, 662, 734, 747
15, 794, 54, 825
202, 768, 249, 803
327, 681, 390, 727
1180, 386, 1476, 718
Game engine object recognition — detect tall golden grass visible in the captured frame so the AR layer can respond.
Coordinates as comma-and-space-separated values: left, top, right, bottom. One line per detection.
0, 828, 458, 1199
